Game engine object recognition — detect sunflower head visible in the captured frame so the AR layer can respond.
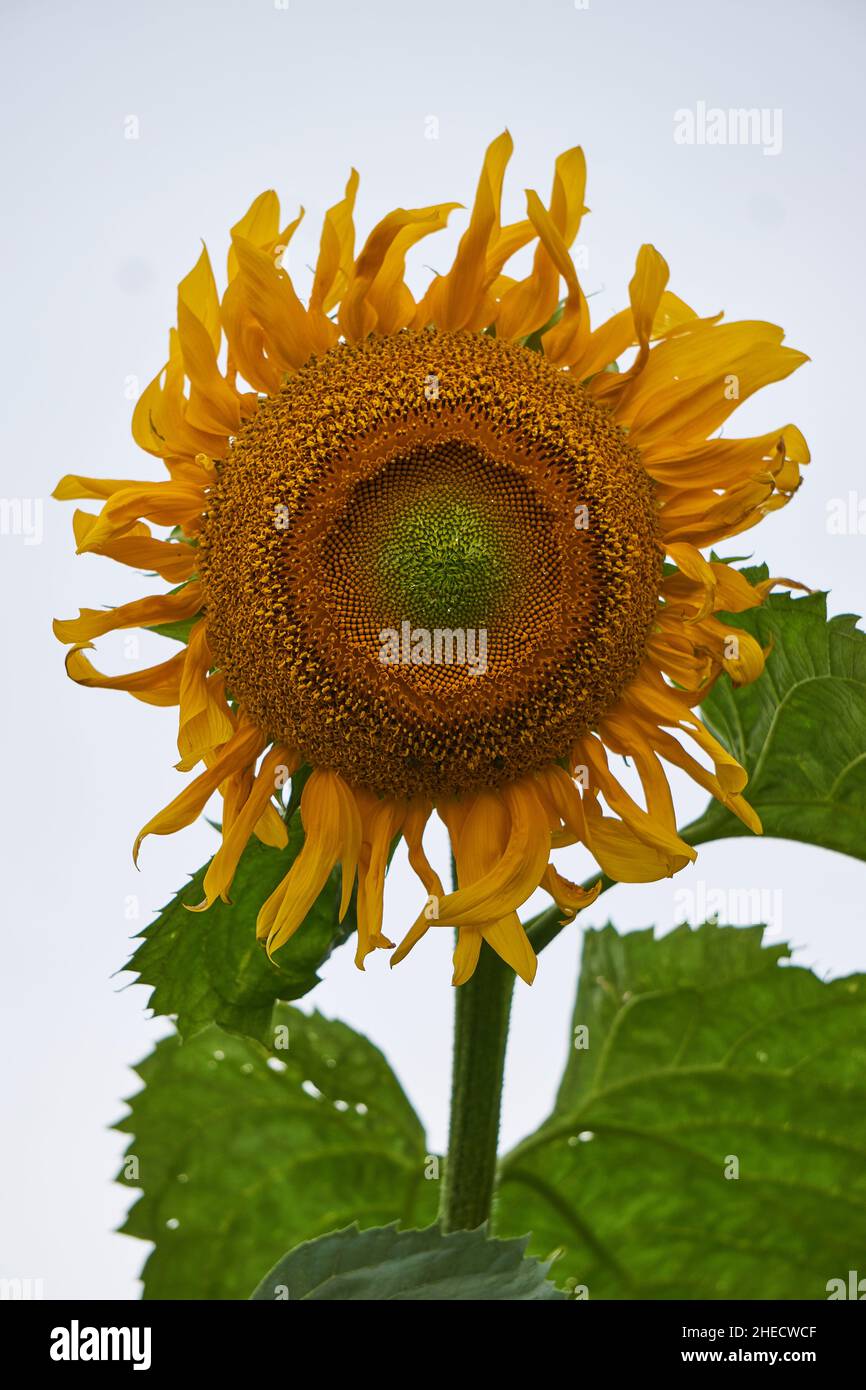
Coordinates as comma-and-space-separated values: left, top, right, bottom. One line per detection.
201, 328, 662, 800
53, 132, 809, 986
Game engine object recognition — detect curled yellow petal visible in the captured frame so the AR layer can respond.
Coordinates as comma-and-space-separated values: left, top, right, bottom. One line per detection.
72, 511, 197, 583
231, 234, 316, 372
257, 768, 361, 956
133, 719, 265, 863
541, 865, 602, 922
192, 745, 299, 910
414, 129, 513, 331
64, 644, 185, 707
176, 620, 235, 769
53, 582, 202, 645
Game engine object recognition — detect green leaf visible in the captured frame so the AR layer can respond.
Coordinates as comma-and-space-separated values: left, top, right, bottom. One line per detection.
129, 814, 356, 1046
117, 1006, 439, 1299
520, 300, 565, 353
684, 586, 866, 860
149, 616, 199, 644
496, 922, 866, 1299
250, 1224, 565, 1300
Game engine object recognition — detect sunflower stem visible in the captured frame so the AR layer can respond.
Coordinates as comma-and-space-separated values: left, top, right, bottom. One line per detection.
440, 942, 514, 1232
439, 809, 712, 1224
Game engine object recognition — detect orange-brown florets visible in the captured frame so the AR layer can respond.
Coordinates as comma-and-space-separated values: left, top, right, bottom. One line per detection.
201, 329, 661, 797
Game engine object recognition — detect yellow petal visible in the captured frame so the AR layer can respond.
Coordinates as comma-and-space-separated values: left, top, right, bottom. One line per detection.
414, 130, 513, 331
53, 475, 145, 502
75, 482, 206, 552
64, 643, 185, 707
220, 278, 282, 395
72, 511, 198, 583
231, 235, 316, 372
581, 735, 696, 869
540, 864, 602, 922
665, 541, 717, 621
363, 204, 460, 336
339, 204, 458, 341
178, 246, 222, 352
582, 797, 683, 882
133, 720, 265, 863
132, 330, 229, 461
253, 801, 291, 850
439, 780, 551, 927
481, 916, 537, 984
402, 797, 443, 898
452, 928, 483, 986
625, 320, 809, 442
227, 190, 286, 279
53, 582, 202, 644
393, 779, 551, 978
310, 170, 360, 316
192, 745, 298, 910
257, 768, 361, 955
176, 296, 242, 435
526, 189, 590, 366
588, 244, 669, 401
355, 795, 405, 968
176, 622, 236, 769
496, 147, 587, 342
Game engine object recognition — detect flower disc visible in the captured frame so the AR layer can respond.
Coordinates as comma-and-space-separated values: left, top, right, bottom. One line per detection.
202, 329, 661, 798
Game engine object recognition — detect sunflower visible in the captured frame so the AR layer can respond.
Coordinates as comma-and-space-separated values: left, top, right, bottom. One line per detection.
54, 133, 809, 987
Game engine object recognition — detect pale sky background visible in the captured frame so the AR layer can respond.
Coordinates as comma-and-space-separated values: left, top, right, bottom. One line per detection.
2, 0, 865, 1299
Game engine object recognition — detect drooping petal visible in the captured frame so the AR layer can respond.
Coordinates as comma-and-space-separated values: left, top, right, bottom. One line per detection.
481, 916, 537, 984
72, 512, 198, 583
133, 719, 265, 863
176, 620, 236, 769
256, 768, 361, 956
582, 795, 687, 882
354, 793, 405, 967
451, 928, 483, 986
441, 781, 551, 928
540, 865, 602, 921
74, 482, 208, 551
192, 745, 299, 910
64, 644, 186, 707
578, 734, 696, 870
393, 779, 550, 982
53, 582, 202, 644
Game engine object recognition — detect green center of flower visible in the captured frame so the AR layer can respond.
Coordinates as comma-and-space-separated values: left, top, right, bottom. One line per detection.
376, 497, 506, 629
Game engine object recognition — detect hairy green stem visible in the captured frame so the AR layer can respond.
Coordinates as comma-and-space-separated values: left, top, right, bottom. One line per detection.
440, 942, 514, 1231
440, 815, 711, 1227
